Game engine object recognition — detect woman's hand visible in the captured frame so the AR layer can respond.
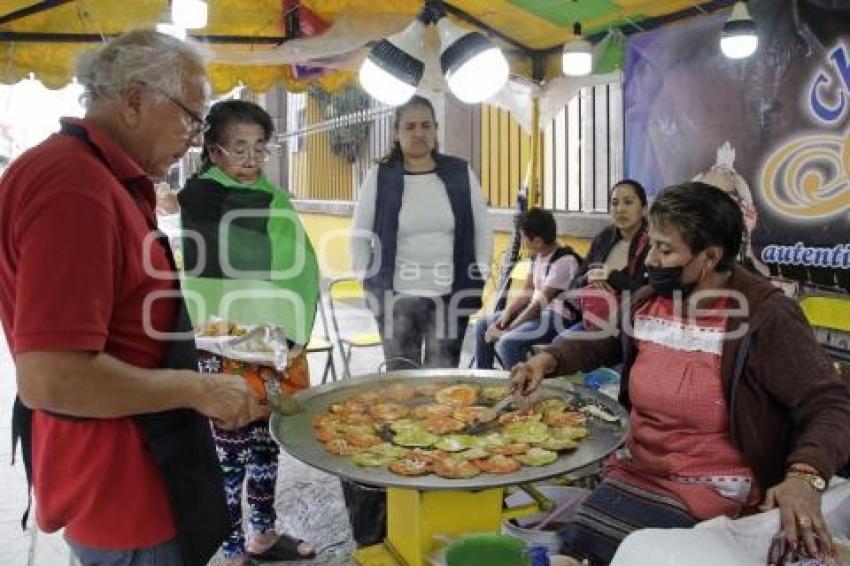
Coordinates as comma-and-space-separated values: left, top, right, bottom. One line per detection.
484, 323, 504, 344
509, 353, 556, 396
760, 475, 834, 558
587, 264, 609, 283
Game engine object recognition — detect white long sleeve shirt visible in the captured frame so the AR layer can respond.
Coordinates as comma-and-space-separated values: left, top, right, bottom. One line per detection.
351, 165, 493, 296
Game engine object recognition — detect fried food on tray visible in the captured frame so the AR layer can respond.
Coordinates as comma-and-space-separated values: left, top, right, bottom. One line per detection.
534, 437, 579, 451
452, 406, 493, 424
543, 411, 587, 428
393, 428, 439, 448
368, 403, 410, 422
502, 421, 549, 444
434, 434, 476, 452
339, 412, 374, 426
368, 443, 410, 459
351, 452, 394, 467
535, 398, 569, 414
473, 454, 522, 474
489, 442, 531, 456
351, 391, 382, 404
480, 386, 510, 404
309, 380, 605, 479
382, 383, 416, 402
413, 382, 448, 396
422, 415, 466, 435
388, 419, 426, 433
549, 426, 588, 441
498, 409, 544, 425
329, 401, 367, 415
411, 404, 454, 419
344, 431, 383, 448
311, 413, 341, 428
474, 432, 507, 451
516, 447, 558, 467
336, 423, 373, 436
457, 447, 490, 460
314, 427, 342, 443
432, 456, 482, 478
406, 448, 446, 463
434, 384, 478, 407
323, 438, 362, 456
388, 457, 433, 476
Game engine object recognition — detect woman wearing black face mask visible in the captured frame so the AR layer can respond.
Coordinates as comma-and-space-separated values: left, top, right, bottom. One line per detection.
510, 182, 850, 564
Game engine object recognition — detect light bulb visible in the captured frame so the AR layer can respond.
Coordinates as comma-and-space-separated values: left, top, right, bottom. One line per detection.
358, 19, 426, 106
720, 2, 758, 59
172, 0, 207, 30
445, 47, 509, 103
562, 22, 593, 77
156, 23, 187, 41
562, 48, 592, 76
437, 18, 509, 103
720, 33, 758, 59
359, 58, 417, 106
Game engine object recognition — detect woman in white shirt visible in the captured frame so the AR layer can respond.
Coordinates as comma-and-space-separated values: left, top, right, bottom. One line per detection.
351, 95, 492, 369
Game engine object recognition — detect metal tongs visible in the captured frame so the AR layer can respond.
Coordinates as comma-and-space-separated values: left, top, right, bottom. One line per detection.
264, 376, 304, 416
466, 392, 515, 435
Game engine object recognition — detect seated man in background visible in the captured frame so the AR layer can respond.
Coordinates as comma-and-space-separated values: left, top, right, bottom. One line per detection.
474, 208, 581, 369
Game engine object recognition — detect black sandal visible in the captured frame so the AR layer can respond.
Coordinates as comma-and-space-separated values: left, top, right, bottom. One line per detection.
247, 533, 317, 562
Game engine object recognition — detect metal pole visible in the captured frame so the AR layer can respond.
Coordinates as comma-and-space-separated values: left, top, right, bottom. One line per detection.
529, 97, 541, 208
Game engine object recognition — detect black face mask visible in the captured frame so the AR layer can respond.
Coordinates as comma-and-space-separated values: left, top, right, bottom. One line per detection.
647, 256, 699, 298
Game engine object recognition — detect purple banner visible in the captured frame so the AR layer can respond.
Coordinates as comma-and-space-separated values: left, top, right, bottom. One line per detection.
624, 0, 849, 294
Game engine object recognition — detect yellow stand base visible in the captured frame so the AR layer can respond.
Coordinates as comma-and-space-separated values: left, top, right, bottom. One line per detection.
354, 486, 525, 566
353, 543, 404, 566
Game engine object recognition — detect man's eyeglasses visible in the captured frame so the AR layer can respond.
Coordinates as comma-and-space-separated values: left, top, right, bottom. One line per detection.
142, 83, 208, 141
214, 144, 274, 164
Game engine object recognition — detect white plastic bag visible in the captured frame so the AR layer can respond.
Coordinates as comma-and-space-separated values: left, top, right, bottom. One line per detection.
611, 480, 850, 566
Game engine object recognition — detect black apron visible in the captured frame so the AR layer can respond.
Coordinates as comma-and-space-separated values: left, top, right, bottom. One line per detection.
10, 123, 230, 565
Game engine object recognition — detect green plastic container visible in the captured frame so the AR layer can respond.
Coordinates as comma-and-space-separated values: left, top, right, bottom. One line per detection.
445, 533, 529, 566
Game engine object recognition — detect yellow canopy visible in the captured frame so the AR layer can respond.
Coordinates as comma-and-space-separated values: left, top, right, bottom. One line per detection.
0, 0, 733, 94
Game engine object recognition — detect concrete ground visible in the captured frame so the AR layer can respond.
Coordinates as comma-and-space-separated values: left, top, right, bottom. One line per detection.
0, 300, 476, 565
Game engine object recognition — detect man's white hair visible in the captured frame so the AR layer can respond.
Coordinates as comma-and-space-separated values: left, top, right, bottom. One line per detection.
75, 29, 208, 109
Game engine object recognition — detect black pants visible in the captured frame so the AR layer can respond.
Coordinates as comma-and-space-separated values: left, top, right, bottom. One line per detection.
376, 294, 469, 370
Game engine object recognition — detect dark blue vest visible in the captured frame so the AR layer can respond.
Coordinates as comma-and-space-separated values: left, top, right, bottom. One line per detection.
364, 154, 484, 311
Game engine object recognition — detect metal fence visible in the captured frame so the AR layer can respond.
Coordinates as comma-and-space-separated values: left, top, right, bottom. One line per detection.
279, 79, 623, 213
478, 104, 532, 210
282, 91, 393, 201
543, 81, 624, 213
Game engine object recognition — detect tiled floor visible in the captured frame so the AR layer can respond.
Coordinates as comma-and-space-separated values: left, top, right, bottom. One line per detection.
0, 303, 476, 565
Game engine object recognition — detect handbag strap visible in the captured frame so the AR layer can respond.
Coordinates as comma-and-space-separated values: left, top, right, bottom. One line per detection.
626, 231, 650, 277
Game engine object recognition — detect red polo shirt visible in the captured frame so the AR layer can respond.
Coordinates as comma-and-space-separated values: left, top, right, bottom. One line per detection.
0, 118, 178, 548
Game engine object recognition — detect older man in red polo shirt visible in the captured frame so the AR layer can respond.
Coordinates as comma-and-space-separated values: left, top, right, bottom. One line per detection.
0, 30, 267, 566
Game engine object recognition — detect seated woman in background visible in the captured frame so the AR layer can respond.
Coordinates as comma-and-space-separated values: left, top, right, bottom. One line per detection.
474, 208, 581, 369
559, 180, 650, 335
511, 182, 850, 564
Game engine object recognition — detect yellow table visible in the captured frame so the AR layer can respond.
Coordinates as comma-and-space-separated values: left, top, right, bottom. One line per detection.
353, 485, 546, 566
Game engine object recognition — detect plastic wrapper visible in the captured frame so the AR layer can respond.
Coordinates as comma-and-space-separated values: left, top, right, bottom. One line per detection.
195, 319, 308, 414
611, 480, 850, 566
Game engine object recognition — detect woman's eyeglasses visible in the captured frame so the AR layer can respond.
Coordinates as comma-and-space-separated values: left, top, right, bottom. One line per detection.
214, 144, 275, 164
